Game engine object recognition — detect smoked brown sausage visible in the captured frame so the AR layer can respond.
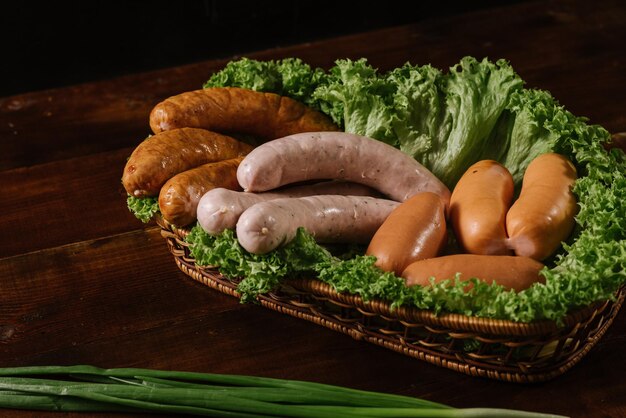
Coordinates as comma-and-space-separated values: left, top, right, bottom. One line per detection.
159, 157, 243, 227
123, 128, 253, 197
149, 87, 338, 139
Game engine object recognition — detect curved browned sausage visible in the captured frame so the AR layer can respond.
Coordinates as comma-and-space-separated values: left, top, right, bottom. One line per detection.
159, 157, 243, 226
506, 153, 578, 260
123, 128, 253, 197
149, 87, 338, 139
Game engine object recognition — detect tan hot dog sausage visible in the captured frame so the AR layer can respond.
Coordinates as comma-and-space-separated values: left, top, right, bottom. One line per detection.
506, 153, 578, 260
366, 192, 447, 276
449, 160, 514, 255
122, 128, 253, 198
149, 87, 338, 139
159, 157, 243, 227
401, 254, 545, 292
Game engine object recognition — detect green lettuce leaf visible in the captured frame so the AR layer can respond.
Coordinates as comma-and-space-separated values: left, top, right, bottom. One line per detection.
313, 59, 396, 141
427, 58, 523, 187
187, 226, 331, 303
388, 63, 447, 159
203, 57, 283, 92
496, 89, 574, 185
127, 195, 159, 223
388, 57, 524, 187
203, 57, 327, 109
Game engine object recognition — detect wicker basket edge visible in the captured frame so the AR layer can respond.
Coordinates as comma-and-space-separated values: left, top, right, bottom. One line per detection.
158, 218, 621, 337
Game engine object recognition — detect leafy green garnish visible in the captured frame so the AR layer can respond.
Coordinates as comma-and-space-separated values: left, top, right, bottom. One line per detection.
187, 227, 331, 303
313, 58, 396, 140
202, 57, 548, 189
127, 195, 159, 223
203, 57, 327, 109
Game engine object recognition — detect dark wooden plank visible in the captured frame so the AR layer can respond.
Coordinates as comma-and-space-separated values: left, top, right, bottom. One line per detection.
0, 147, 144, 258
0, 63, 221, 171
0, 227, 625, 417
1, 0, 625, 172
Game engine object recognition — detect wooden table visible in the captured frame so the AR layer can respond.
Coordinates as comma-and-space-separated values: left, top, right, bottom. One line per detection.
1, 0, 625, 417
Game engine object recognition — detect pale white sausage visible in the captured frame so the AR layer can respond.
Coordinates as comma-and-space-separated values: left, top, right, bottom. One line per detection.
236, 132, 451, 206
236, 195, 399, 254
197, 181, 379, 234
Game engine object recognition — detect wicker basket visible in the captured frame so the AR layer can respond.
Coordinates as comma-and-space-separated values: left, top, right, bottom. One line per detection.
157, 218, 625, 383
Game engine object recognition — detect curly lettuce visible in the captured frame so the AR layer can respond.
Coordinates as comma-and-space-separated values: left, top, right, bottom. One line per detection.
201, 57, 534, 188
393, 57, 523, 187
203, 57, 327, 109
313, 59, 397, 142
187, 227, 331, 303
127, 195, 159, 223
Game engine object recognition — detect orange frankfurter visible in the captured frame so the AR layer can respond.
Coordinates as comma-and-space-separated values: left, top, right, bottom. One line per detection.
506, 153, 578, 260
449, 160, 514, 255
366, 192, 447, 276
401, 254, 545, 292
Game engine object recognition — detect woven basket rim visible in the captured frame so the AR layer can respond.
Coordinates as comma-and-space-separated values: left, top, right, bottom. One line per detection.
288, 277, 611, 336
160, 218, 617, 337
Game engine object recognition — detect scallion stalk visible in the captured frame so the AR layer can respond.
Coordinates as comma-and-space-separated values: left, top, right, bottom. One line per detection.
0, 365, 568, 418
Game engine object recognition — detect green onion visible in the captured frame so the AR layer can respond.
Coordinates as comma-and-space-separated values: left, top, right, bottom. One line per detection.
0, 365, 567, 418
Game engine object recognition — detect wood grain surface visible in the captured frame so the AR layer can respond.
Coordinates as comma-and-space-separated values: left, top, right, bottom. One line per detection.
1, 0, 625, 417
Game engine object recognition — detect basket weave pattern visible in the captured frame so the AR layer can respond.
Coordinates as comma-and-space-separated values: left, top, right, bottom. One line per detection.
158, 219, 624, 383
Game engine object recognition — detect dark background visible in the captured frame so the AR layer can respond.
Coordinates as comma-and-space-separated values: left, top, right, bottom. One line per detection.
1, 0, 525, 97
